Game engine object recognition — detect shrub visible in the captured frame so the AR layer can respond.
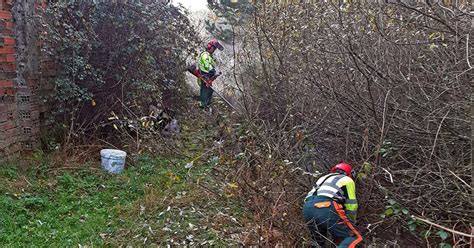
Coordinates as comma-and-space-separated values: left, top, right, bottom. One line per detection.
38, 1, 199, 147
229, 1, 472, 245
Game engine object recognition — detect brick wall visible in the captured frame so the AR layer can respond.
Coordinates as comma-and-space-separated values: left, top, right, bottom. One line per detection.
0, 0, 19, 156
0, 0, 49, 158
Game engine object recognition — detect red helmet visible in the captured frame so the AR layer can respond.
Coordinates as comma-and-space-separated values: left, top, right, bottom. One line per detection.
330, 162, 354, 178
207, 38, 223, 52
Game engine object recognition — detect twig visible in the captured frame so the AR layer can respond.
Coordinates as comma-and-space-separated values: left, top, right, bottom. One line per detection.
436, 3, 455, 15
366, 220, 384, 234
23, 177, 33, 187
448, 169, 473, 190
412, 216, 474, 238
466, 34, 472, 69
377, 90, 391, 165
429, 109, 450, 163
189, 146, 218, 164
197, 182, 221, 198
381, 167, 394, 183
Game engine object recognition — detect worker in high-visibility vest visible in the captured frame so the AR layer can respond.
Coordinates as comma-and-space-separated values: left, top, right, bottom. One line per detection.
197, 38, 223, 112
303, 163, 363, 247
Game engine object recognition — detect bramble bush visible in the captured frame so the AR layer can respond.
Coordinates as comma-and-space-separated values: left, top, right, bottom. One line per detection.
38, 1, 199, 147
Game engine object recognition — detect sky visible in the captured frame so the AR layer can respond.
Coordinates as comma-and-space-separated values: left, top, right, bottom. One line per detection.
171, 0, 209, 11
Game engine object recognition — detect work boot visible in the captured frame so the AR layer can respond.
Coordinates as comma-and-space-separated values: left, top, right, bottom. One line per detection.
202, 106, 212, 115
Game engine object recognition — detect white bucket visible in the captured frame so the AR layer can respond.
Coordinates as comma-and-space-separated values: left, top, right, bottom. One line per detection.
100, 149, 127, 174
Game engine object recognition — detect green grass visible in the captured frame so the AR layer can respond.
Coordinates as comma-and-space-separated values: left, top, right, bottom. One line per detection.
0, 154, 247, 247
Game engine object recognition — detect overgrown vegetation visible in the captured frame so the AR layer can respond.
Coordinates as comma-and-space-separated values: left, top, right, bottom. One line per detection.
2, 0, 471, 247
206, 0, 254, 42
3, 1, 258, 247
219, 1, 472, 246
38, 1, 198, 148
0, 119, 249, 246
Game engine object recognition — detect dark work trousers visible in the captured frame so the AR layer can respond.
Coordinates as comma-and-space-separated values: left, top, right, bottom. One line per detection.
198, 79, 214, 108
303, 195, 363, 248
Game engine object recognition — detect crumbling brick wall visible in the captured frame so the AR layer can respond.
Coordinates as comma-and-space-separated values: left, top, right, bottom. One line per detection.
0, 0, 50, 158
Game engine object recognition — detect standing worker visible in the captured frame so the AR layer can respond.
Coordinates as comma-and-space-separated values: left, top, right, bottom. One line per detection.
197, 38, 224, 113
303, 163, 363, 247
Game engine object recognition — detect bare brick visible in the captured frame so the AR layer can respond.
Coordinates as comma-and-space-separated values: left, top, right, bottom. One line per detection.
0, 10, 12, 20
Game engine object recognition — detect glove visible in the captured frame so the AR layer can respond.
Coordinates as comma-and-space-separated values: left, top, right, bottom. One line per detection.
208, 68, 216, 77
210, 71, 222, 81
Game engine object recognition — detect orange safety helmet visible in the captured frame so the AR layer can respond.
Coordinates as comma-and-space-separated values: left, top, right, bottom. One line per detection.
207, 38, 224, 52
330, 162, 355, 178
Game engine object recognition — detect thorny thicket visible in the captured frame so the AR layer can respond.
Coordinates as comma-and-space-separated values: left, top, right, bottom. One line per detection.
38, 1, 199, 151
223, 2, 472, 246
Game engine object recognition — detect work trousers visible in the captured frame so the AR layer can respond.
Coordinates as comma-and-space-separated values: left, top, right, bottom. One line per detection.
303, 195, 363, 248
199, 79, 214, 108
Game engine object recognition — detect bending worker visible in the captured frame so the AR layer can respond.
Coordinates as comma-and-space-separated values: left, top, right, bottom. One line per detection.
303, 162, 363, 247
197, 38, 223, 112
